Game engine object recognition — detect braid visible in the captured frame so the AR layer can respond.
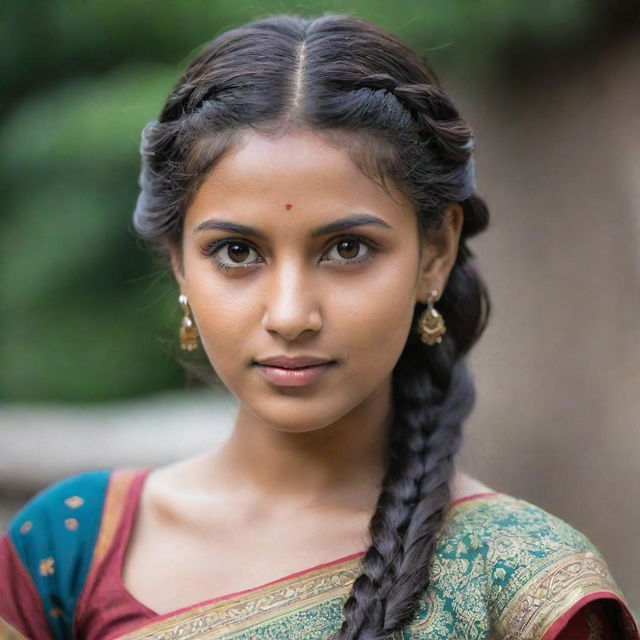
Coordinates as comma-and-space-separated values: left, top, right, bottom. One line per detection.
351, 73, 473, 162
332, 253, 486, 640
330, 72, 489, 640
336, 362, 470, 639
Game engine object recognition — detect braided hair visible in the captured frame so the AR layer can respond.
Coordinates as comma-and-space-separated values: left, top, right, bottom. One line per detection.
133, 13, 490, 639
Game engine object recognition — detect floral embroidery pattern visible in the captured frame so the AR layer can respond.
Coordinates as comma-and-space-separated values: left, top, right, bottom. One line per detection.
64, 495, 85, 509
39, 556, 55, 577
116, 495, 629, 640
65, 517, 79, 531
19, 520, 32, 535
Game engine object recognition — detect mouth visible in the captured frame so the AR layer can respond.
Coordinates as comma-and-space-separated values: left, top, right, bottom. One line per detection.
253, 361, 336, 386
254, 362, 334, 369
253, 355, 336, 369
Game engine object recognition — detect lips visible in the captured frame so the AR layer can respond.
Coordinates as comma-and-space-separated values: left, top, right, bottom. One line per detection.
254, 360, 335, 386
254, 355, 334, 369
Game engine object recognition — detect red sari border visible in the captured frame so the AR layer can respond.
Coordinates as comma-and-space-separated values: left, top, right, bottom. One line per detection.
89, 468, 143, 572
541, 591, 640, 640
73, 468, 146, 638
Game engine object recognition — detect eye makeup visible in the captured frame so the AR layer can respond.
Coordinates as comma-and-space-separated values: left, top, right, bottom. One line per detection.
200, 234, 382, 273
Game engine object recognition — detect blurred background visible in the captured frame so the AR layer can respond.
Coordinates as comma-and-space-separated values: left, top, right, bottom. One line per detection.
1, 0, 638, 616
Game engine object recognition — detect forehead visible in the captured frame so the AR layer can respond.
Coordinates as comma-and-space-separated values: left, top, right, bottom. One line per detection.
184, 130, 415, 227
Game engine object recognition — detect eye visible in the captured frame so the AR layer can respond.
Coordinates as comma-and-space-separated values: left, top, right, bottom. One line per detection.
202, 235, 378, 272
322, 236, 374, 266
203, 239, 264, 271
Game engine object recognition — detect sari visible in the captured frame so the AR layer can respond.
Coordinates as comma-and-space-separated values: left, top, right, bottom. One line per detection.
1, 467, 638, 640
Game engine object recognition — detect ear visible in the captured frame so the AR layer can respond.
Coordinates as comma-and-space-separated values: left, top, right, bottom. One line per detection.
169, 248, 187, 295
415, 203, 464, 303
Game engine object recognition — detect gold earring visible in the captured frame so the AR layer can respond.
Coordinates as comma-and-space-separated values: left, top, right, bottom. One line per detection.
416, 289, 446, 345
178, 293, 199, 351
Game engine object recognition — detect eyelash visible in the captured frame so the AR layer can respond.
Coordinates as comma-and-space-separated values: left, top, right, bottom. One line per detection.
202, 235, 379, 273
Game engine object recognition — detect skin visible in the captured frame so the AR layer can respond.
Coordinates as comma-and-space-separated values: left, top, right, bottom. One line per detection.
121, 129, 493, 615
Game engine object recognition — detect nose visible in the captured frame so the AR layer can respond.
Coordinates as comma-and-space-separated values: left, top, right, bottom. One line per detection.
261, 259, 322, 341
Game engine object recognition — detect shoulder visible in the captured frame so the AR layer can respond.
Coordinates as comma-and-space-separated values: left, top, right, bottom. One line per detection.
4, 468, 139, 639
431, 492, 636, 639
443, 491, 600, 561
8, 469, 112, 533
7, 469, 114, 570
7, 469, 114, 557
450, 470, 494, 502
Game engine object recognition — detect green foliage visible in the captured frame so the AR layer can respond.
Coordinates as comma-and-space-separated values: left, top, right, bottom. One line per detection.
0, 65, 183, 402
0, 0, 601, 402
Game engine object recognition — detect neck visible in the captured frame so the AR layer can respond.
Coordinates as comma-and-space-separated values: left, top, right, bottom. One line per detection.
208, 381, 393, 512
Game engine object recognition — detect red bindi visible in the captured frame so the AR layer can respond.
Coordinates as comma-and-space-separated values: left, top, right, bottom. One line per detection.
285, 203, 293, 210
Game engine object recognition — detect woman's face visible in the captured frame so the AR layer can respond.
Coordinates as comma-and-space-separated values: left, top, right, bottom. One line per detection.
173, 129, 461, 434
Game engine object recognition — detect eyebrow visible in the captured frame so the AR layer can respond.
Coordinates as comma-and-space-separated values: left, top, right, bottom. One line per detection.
192, 214, 393, 238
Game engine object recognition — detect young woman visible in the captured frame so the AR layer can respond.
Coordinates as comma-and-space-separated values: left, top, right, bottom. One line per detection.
1, 13, 638, 640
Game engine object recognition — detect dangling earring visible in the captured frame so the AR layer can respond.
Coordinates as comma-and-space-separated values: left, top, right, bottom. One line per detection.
178, 293, 199, 351
416, 289, 446, 345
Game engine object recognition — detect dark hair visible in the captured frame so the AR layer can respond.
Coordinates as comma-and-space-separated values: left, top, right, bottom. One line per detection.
133, 12, 490, 639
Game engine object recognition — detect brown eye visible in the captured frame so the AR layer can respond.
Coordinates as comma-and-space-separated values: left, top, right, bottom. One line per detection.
336, 239, 360, 260
227, 242, 251, 263
204, 239, 263, 271
324, 236, 372, 265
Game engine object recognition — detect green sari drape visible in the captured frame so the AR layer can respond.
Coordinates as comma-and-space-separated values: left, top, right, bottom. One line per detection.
112, 494, 638, 640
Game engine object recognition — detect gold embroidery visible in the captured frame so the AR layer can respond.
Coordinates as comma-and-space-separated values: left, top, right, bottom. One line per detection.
118, 558, 363, 639
0, 617, 30, 639
87, 469, 144, 578
65, 517, 79, 531
39, 556, 55, 577
19, 520, 32, 535
64, 495, 85, 509
49, 607, 65, 619
496, 552, 624, 640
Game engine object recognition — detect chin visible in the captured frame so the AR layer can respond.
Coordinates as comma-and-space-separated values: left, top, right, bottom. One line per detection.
240, 396, 353, 435
258, 412, 338, 434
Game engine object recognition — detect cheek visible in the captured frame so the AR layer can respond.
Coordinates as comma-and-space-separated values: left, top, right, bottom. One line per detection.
330, 256, 419, 372
341, 280, 416, 372
192, 294, 254, 366
182, 261, 256, 371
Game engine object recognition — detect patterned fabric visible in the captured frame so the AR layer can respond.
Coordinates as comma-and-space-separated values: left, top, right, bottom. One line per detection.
405, 496, 636, 639
113, 493, 639, 640
2, 470, 110, 640
1, 468, 638, 640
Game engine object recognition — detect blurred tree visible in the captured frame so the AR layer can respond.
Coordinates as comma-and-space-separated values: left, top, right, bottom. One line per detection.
0, 66, 183, 401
